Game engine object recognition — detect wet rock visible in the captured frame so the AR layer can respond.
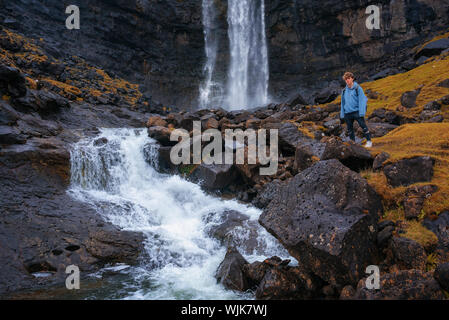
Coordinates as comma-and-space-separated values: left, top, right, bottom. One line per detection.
389, 237, 427, 271
354, 270, 445, 300
259, 159, 382, 286
314, 83, 340, 105
403, 185, 438, 219
400, 89, 421, 109
373, 152, 390, 171
215, 247, 250, 292
383, 156, 435, 187
423, 211, 449, 251
287, 92, 308, 106
437, 79, 449, 88
434, 262, 449, 292
189, 162, 239, 190
321, 137, 373, 172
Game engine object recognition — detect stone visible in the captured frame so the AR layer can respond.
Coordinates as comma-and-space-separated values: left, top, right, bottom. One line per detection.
354, 270, 445, 300
321, 137, 373, 172
0, 64, 27, 97
259, 160, 383, 286
400, 89, 421, 108
189, 162, 239, 190
434, 262, 449, 292
389, 237, 427, 271
215, 247, 250, 292
383, 156, 435, 187
403, 185, 438, 219
373, 152, 390, 171
147, 126, 175, 147
416, 38, 449, 59
278, 122, 309, 156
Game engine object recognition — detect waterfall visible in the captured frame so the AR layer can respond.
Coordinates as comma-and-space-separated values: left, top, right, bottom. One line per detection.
199, 0, 270, 110
68, 128, 289, 299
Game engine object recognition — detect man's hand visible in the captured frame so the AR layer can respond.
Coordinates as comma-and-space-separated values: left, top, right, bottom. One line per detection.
340, 117, 345, 125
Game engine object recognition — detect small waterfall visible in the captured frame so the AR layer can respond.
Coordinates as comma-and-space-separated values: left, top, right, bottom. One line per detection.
68, 128, 289, 299
199, 0, 270, 110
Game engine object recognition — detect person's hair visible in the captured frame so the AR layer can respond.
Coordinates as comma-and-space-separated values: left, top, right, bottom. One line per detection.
342, 72, 355, 81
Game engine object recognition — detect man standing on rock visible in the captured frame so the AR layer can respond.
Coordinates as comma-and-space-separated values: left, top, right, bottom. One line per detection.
340, 72, 372, 148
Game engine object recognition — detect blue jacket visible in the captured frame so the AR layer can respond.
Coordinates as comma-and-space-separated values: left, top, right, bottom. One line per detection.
340, 82, 368, 118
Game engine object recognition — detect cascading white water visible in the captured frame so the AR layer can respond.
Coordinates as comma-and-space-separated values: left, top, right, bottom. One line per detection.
68, 128, 289, 300
199, 0, 270, 110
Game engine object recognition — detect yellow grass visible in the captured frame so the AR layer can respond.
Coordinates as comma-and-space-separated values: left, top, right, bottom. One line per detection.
369, 123, 449, 214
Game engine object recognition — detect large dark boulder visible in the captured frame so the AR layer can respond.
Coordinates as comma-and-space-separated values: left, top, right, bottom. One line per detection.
321, 137, 373, 172
294, 139, 325, 172
259, 159, 383, 286
383, 156, 435, 187
215, 247, 250, 292
354, 270, 445, 300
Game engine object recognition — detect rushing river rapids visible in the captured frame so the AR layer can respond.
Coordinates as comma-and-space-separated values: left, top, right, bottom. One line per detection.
67, 128, 290, 299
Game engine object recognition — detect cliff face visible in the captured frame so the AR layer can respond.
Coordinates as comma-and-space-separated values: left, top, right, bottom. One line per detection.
1, 0, 448, 108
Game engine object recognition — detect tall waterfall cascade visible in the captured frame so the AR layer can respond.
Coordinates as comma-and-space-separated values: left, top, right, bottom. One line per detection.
68, 128, 289, 299
199, 0, 270, 111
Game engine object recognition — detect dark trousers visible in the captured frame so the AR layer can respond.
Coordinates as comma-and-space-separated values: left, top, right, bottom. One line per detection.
344, 111, 371, 141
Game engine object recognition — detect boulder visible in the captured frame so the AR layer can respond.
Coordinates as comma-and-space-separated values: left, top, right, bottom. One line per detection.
204, 210, 259, 254
373, 152, 390, 171
437, 79, 449, 88
366, 122, 398, 138
383, 156, 435, 187
14, 89, 70, 115
400, 89, 421, 109
321, 137, 373, 172
434, 262, 449, 292
252, 179, 283, 209
403, 185, 438, 219
147, 126, 175, 147
293, 140, 324, 172
0, 64, 26, 97
259, 159, 383, 286
416, 38, 449, 59
0, 100, 20, 126
189, 162, 239, 190
215, 247, 250, 292
0, 125, 27, 145
354, 270, 445, 300
423, 101, 441, 111
278, 122, 309, 156
146, 116, 167, 127
389, 237, 427, 271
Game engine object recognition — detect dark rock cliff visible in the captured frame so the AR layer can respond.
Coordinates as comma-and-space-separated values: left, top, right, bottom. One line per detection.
1, 0, 448, 108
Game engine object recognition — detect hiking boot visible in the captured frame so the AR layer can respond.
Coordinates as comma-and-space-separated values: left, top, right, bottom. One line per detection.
364, 141, 372, 148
